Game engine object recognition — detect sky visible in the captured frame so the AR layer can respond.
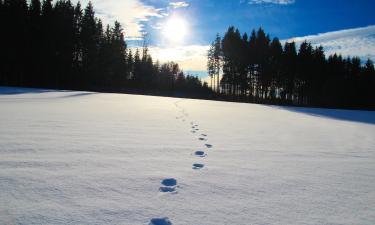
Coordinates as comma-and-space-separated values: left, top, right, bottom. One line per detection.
72, 0, 375, 78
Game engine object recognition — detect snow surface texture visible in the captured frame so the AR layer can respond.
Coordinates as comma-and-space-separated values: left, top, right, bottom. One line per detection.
0, 86, 375, 225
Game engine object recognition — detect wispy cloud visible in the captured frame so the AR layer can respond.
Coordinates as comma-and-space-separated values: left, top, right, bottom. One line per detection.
72, 0, 163, 39
148, 45, 209, 72
169, 1, 190, 9
287, 25, 375, 61
248, 0, 295, 5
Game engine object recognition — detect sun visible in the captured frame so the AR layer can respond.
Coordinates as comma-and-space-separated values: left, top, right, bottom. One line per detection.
163, 16, 188, 43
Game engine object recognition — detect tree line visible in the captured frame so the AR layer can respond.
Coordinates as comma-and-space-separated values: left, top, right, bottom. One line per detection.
0, 0, 211, 97
1, 0, 373, 109
208, 26, 375, 109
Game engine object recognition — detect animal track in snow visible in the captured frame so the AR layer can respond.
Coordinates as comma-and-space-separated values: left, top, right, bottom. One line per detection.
159, 178, 177, 193
199, 137, 207, 141
205, 144, 213, 148
149, 217, 173, 225
195, 151, 206, 157
201, 134, 207, 137
192, 163, 204, 169
162, 178, 177, 186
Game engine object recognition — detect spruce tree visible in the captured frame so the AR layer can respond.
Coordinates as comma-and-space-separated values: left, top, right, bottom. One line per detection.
269, 38, 283, 100
81, 1, 98, 87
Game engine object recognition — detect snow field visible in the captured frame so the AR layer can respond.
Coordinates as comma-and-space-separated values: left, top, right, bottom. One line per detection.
1, 87, 375, 225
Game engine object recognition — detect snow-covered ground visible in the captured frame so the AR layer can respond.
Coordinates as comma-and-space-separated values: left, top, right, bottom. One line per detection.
1, 86, 375, 225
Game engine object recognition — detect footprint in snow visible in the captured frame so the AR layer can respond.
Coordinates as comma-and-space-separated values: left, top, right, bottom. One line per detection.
205, 144, 213, 148
149, 218, 173, 225
199, 137, 207, 141
162, 178, 177, 186
192, 163, 204, 169
195, 151, 206, 157
159, 178, 177, 193
201, 134, 207, 137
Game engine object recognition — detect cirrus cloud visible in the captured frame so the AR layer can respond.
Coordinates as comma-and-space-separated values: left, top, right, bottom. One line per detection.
248, 0, 295, 5
287, 25, 375, 62
169, 1, 190, 9
70, 0, 163, 39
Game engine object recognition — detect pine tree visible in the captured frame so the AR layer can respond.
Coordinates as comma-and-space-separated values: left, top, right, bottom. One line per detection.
255, 28, 270, 99
133, 48, 142, 87
113, 21, 127, 87
247, 29, 257, 98
207, 42, 215, 90
296, 41, 313, 104
282, 42, 297, 101
27, 0, 42, 86
81, 1, 98, 87
310, 46, 326, 105
54, 0, 75, 88
361, 59, 375, 107
269, 37, 283, 100
238, 32, 248, 97
72, 2, 82, 66
40, 0, 54, 86
213, 34, 222, 93
5, 0, 28, 85
127, 49, 134, 80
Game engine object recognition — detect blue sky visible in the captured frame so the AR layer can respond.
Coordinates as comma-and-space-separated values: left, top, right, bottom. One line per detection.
142, 0, 375, 45
72, 0, 375, 78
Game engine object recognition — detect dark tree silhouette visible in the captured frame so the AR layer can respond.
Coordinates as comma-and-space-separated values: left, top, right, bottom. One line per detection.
0, 0, 210, 98
0, 1, 373, 109
210, 26, 375, 109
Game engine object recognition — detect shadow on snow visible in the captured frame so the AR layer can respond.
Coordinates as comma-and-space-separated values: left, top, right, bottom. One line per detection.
271, 105, 375, 125
0, 86, 96, 99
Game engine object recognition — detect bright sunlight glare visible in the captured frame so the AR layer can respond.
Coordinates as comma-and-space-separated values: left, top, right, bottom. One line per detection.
163, 16, 188, 43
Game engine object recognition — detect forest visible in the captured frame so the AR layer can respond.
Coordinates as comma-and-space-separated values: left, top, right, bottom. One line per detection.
0, 0, 211, 97
208, 27, 375, 109
0, 0, 374, 109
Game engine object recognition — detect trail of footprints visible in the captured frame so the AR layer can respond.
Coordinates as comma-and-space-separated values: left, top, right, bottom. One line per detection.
150, 101, 214, 225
